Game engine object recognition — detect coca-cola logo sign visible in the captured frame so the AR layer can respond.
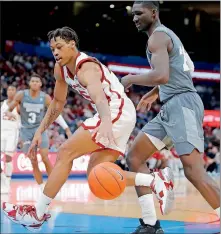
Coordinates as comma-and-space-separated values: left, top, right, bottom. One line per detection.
1, 152, 90, 174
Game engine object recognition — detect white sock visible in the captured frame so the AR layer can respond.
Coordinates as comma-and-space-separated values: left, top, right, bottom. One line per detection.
36, 193, 53, 219
139, 194, 157, 226
40, 183, 45, 192
5, 162, 13, 177
215, 207, 220, 218
135, 173, 154, 187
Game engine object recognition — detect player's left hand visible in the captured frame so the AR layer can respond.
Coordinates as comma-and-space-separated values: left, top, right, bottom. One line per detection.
121, 74, 133, 92
27, 131, 42, 160
65, 128, 72, 138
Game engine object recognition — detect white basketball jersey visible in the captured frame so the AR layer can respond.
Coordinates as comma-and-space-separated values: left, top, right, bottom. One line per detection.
60, 52, 126, 114
1, 100, 21, 130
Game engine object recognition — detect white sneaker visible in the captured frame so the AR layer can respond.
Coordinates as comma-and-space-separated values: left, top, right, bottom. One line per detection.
150, 167, 175, 215
2, 202, 51, 232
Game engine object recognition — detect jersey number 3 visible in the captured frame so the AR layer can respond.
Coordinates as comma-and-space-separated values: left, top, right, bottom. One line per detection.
28, 112, 37, 124
179, 45, 190, 72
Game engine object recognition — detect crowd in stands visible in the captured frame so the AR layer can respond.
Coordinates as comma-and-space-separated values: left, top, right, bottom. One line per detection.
1, 53, 220, 175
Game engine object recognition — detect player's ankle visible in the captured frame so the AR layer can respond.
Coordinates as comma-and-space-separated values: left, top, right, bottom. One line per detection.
135, 173, 154, 187
36, 193, 52, 219
139, 194, 157, 226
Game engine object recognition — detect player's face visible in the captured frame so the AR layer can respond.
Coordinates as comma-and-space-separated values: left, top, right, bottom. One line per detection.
29, 77, 42, 91
50, 37, 75, 66
7, 86, 16, 99
132, 4, 154, 32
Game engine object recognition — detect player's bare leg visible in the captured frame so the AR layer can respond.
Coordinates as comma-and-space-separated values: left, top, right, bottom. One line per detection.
30, 158, 43, 185
180, 149, 220, 218
5, 155, 13, 179
39, 148, 53, 176
2, 126, 172, 227
126, 132, 164, 233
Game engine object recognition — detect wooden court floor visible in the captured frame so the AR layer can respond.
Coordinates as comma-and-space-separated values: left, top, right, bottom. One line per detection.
1, 175, 220, 233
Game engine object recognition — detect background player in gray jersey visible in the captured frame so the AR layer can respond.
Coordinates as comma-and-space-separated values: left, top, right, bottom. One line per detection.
5, 74, 71, 189
121, 1, 220, 233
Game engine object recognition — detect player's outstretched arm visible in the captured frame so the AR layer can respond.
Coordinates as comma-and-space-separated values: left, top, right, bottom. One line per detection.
77, 62, 115, 146
4, 91, 23, 120
7, 91, 23, 111
121, 32, 170, 88
36, 63, 68, 135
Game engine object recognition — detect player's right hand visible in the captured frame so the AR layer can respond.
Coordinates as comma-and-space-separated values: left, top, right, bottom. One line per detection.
27, 132, 42, 160
92, 120, 117, 147
136, 92, 158, 112
4, 111, 16, 121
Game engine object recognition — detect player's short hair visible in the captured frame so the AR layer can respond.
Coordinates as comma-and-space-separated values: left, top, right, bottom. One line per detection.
134, 1, 159, 11
30, 73, 43, 82
47, 26, 79, 48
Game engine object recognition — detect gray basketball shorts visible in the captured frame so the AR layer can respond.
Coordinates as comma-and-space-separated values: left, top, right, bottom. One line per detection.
142, 92, 204, 156
20, 127, 49, 153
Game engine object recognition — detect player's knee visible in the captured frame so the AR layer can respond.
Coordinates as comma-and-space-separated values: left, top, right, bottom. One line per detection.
5, 155, 12, 163
183, 165, 202, 184
57, 145, 75, 163
41, 155, 49, 164
126, 150, 143, 171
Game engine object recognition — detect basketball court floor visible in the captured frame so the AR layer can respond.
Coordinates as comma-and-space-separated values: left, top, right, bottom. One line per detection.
1, 175, 220, 233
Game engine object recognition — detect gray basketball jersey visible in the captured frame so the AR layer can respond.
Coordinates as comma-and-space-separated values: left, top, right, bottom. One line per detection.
146, 25, 196, 102
20, 90, 46, 128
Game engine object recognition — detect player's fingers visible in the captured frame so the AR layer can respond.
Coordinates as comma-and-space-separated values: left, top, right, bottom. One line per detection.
37, 139, 42, 147
136, 101, 143, 110
31, 145, 38, 160
27, 143, 34, 157
147, 103, 152, 111
109, 132, 117, 146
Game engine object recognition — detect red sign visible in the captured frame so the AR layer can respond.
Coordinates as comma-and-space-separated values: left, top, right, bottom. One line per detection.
1, 152, 90, 175
204, 110, 220, 128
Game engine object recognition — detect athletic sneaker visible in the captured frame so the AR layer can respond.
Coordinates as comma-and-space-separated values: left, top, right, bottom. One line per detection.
2, 202, 51, 232
151, 167, 174, 215
131, 219, 164, 234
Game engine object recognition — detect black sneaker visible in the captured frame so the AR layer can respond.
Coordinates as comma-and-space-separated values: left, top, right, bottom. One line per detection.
131, 219, 164, 234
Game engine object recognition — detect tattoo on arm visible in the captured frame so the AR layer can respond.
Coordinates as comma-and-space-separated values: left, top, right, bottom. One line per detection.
42, 107, 60, 132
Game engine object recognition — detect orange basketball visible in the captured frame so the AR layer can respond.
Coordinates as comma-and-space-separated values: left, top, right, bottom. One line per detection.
88, 162, 126, 200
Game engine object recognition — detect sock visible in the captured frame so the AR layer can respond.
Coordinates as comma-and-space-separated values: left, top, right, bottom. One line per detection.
40, 183, 45, 192
5, 162, 13, 177
135, 173, 154, 187
215, 207, 220, 218
36, 193, 53, 219
139, 194, 157, 226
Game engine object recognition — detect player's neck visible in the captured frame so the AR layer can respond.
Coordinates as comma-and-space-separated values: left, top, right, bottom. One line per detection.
29, 89, 40, 97
146, 20, 162, 37
66, 51, 79, 75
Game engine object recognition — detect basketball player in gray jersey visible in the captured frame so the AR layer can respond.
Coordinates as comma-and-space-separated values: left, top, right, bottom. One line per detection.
121, 1, 220, 233
5, 74, 71, 189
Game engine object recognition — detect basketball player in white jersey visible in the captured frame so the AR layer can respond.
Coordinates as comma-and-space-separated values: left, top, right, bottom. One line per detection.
1, 85, 20, 194
2, 27, 174, 231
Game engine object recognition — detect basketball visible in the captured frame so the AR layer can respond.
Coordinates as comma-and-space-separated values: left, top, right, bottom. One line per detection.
88, 162, 126, 200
